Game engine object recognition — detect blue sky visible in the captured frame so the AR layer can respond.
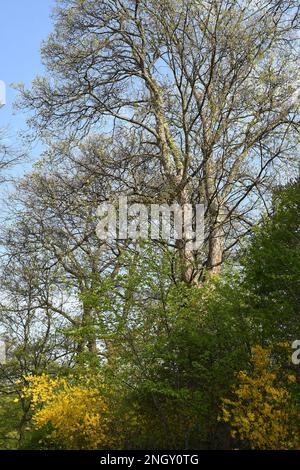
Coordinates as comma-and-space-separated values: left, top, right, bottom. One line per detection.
0, 0, 55, 158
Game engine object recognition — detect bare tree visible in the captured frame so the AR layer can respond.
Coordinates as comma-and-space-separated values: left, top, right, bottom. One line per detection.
0, 141, 129, 354
0, 129, 23, 185
18, 0, 300, 279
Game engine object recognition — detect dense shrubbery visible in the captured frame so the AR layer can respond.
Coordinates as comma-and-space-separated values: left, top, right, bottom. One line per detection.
3, 180, 296, 450
221, 346, 299, 450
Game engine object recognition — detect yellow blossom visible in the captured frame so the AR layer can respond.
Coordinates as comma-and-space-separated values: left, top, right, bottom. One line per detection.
220, 346, 300, 450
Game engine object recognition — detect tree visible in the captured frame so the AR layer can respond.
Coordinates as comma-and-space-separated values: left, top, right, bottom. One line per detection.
18, 0, 300, 280
0, 141, 124, 356
0, 245, 72, 446
0, 128, 24, 185
241, 178, 300, 345
0, 0, 299, 451
88, 245, 250, 448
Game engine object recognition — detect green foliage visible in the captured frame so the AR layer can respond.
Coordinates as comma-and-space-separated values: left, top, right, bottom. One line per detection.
0, 395, 24, 449
2, 180, 300, 450
92, 247, 250, 448
241, 179, 300, 344
19, 424, 63, 450
221, 346, 299, 450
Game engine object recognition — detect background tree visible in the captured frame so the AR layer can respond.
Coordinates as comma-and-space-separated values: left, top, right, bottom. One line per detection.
241, 177, 300, 345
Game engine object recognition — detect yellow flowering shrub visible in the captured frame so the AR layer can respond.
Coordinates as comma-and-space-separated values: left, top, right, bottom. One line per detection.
22, 374, 114, 449
221, 346, 299, 449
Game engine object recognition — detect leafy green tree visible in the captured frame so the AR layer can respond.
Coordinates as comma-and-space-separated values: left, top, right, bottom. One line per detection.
90, 245, 249, 448
242, 178, 300, 345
